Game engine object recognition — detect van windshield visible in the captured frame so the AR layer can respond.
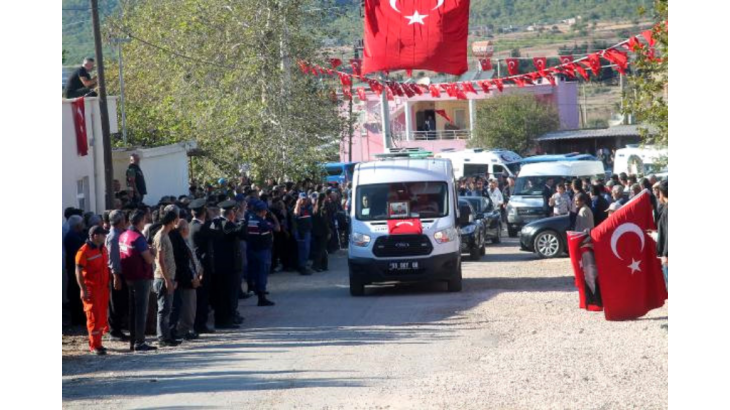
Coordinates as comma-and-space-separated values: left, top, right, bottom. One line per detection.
356, 181, 449, 220
325, 166, 343, 176
463, 163, 488, 177
514, 175, 565, 196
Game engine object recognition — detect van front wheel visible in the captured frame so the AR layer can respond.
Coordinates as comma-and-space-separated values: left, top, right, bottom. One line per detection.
447, 263, 463, 292
349, 270, 365, 296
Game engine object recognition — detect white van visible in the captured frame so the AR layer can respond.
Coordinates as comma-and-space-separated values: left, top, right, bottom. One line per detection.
348, 158, 463, 295
434, 149, 523, 179
506, 160, 606, 236
613, 145, 668, 176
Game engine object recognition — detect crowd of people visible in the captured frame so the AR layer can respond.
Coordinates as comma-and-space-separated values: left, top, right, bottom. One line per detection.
63, 154, 351, 355
455, 171, 668, 288
63, 151, 669, 354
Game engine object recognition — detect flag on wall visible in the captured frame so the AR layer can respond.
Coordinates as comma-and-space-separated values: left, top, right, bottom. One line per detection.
71, 97, 88, 156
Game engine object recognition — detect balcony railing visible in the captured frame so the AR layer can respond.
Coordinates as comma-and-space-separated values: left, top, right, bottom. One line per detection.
392, 130, 472, 141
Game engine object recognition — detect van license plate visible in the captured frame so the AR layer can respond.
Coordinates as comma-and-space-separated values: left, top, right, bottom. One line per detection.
388, 262, 421, 272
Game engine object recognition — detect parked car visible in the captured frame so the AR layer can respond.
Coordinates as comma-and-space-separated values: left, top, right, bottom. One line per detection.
459, 195, 502, 244
458, 200, 485, 261
519, 215, 572, 258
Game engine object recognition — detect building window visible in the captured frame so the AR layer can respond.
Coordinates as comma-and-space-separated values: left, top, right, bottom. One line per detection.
454, 109, 467, 130
77, 177, 89, 211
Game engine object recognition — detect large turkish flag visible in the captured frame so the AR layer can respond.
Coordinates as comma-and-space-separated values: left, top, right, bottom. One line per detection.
590, 190, 668, 321
362, 0, 470, 76
567, 231, 603, 312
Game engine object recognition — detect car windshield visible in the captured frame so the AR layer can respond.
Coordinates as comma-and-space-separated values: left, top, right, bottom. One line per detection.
461, 196, 493, 213
506, 162, 521, 175
514, 175, 565, 196
356, 181, 449, 220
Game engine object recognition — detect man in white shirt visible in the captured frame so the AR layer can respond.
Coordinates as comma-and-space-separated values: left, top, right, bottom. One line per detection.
487, 178, 504, 208
549, 184, 571, 216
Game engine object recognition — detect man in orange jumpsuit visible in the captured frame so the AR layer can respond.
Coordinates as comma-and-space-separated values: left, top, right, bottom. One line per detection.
75, 226, 111, 355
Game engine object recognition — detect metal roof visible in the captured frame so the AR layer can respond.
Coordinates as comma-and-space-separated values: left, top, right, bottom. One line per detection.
536, 125, 652, 141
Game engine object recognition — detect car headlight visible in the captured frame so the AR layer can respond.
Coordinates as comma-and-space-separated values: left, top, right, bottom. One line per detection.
461, 225, 476, 234
521, 225, 535, 235
351, 232, 371, 247
434, 227, 458, 244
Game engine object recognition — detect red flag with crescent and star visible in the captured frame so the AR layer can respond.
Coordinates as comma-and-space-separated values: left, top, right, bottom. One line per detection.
505, 58, 520, 76
533, 57, 547, 75
567, 231, 603, 312
362, 0, 471, 76
71, 97, 89, 156
590, 190, 667, 321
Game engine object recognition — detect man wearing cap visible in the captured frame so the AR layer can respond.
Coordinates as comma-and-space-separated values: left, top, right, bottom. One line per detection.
210, 200, 247, 329
293, 193, 314, 275
75, 226, 112, 355
189, 198, 218, 334
105, 210, 129, 341
247, 200, 276, 306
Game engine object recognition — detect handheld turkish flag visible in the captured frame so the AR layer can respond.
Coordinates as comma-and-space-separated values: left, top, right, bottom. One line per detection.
567, 231, 603, 312
388, 219, 423, 235
590, 190, 668, 321
362, 0, 470, 76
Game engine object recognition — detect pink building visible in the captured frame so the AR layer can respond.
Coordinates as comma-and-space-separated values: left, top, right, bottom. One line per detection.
341, 79, 579, 162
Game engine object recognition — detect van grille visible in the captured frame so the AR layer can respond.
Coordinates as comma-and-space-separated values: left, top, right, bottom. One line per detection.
372, 235, 433, 257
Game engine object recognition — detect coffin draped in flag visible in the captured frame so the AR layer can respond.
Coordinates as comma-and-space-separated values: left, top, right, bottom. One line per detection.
387, 219, 423, 235
590, 190, 668, 321
362, 0, 470, 76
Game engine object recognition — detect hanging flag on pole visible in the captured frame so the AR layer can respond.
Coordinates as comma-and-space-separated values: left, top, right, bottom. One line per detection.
72, 97, 89, 156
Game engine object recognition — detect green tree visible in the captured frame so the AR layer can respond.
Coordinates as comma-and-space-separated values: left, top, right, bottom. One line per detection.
104, 0, 348, 182
469, 94, 560, 155
623, 0, 668, 150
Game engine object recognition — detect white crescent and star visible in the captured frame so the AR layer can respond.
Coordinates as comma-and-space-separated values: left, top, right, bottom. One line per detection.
405, 11, 428, 25
389, 0, 445, 25
396, 221, 414, 227
610, 222, 646, 274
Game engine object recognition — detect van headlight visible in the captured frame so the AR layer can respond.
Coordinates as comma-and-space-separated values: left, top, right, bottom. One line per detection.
434, 227, 458, 244
460, 225, 476, 234
507, 204, 517, 215
351, 232, 371, 247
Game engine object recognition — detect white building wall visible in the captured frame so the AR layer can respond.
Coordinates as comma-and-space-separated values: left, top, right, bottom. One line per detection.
112, 141, 196, 206
61, 97, 118, 215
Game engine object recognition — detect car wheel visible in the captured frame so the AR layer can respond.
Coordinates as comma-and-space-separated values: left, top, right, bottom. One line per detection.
447, 263, 463, 292
508, 226, 519, 238
492, 225, 502, 244
479, 242, 486, 256
470, 245, 480, 261
533, 230, 563, 259
349, 270, 365, 296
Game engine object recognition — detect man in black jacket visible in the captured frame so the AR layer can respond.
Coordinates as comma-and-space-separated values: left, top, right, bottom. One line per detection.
126, 154, 148, 205
210, 200, 247, 329
169, 219, 201, 340
189, 199, 218, 334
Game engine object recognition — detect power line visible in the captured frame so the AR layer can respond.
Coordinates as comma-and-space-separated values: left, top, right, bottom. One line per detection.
63, 19, 92, 29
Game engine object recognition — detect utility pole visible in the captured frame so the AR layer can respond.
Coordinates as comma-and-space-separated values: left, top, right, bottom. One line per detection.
90, 0, 115, 209
349, 41, 363, 163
